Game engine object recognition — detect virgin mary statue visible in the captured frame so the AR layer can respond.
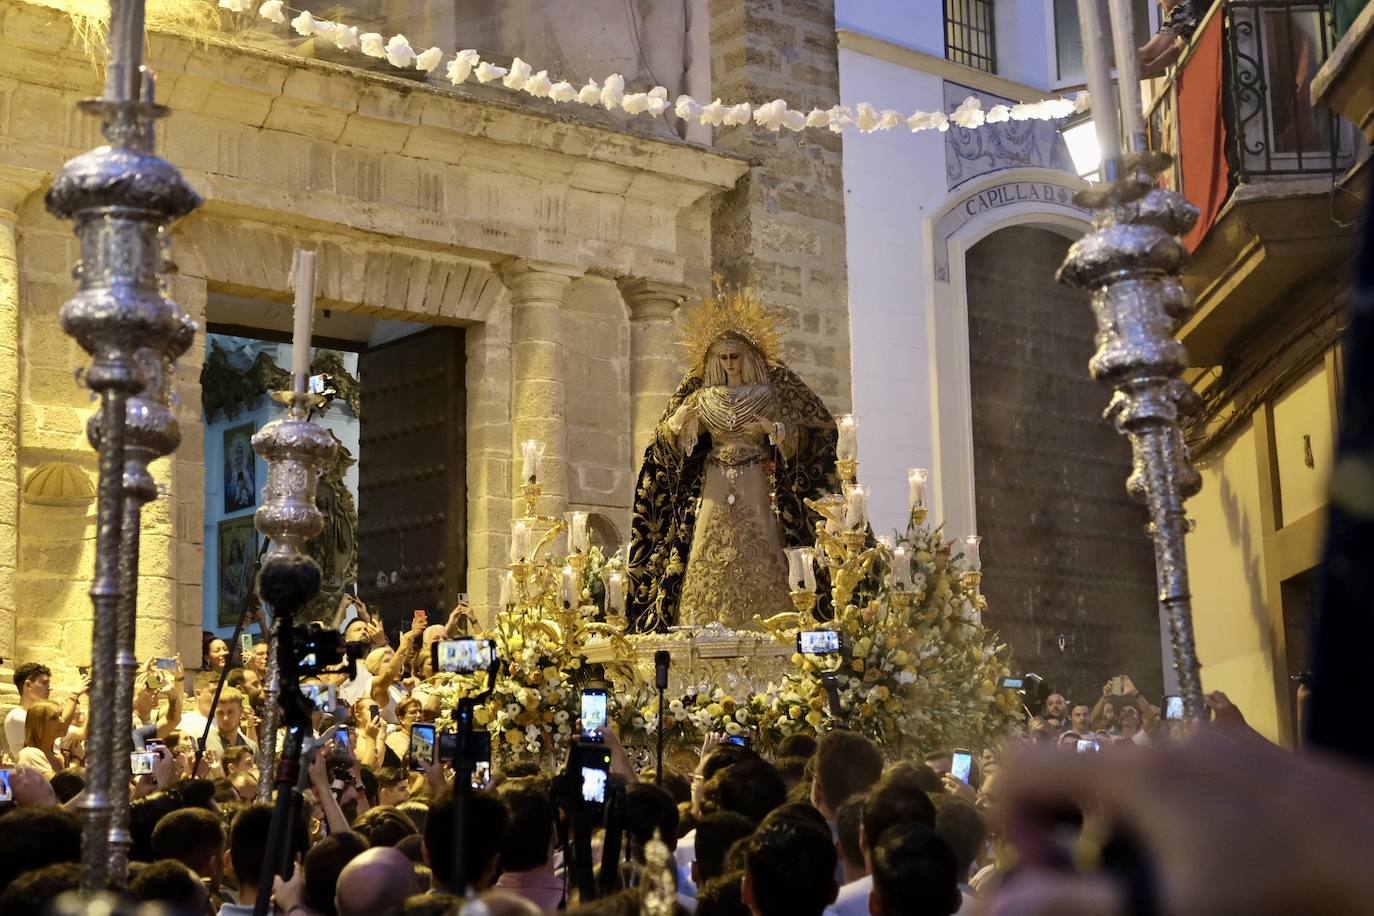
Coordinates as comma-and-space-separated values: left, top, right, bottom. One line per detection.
627, 287, 839, 632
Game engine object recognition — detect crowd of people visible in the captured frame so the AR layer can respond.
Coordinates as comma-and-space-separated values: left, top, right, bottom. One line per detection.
0, 611, 1370, 916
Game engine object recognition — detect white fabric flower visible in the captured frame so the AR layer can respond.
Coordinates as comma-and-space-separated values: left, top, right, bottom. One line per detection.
783, 109, 807, 131
805, 108, 830, 128
621, 92, 651, 115
257, 0, 285, 23
722, 102, 752, 126
311, 20, 336, 41
359, 32, 386, 58
698, 98, 726, 126
525, 70, 553, 97
675, 95, 703, 120
855, 102, 881, 132
290, 10, 318, 36
475, 61, 508, 83
826, 105, 854, 132
600, 73, 625, 110
1074, 91, 1092, 114
415, 46, 443, 72
219, 0, 252, 13
1042, 98, 1077, 118
950, 96, 985, 129
331, 25, 359, 50
985, 104, 1011, 124
577, 80, 602, 105
503, 57, 532, 90
753, 99, 789, 131
445, 49, 480, 84
549, 80, 577, 103
879, 109, 903, 130
907, 110, 949, 132
645, 86, 670, 116
1009, 102, 1035, 121
384, 34, 415, 68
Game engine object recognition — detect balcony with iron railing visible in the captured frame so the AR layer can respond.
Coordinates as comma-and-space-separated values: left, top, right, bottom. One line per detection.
1145, 0, 1361, 365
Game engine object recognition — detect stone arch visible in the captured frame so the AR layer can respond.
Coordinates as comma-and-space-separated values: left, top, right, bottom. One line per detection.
173, 211, 508, 325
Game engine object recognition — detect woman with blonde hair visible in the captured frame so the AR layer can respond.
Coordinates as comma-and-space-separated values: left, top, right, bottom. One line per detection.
17, 700, 67, 778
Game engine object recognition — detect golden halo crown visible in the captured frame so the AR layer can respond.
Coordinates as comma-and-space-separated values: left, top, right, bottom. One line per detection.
680, 281, 785, 374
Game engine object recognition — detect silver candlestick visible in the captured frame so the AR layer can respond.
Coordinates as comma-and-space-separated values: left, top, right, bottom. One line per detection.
252, 391, 336, 792
1057, 3, 1206, 722
45, 0, 200, 889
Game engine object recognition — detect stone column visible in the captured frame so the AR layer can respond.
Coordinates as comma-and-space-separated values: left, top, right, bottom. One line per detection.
618, 279, 691, 459
498, 260, 582, 517
0, 168, 43, 706
707, 0, 852, 412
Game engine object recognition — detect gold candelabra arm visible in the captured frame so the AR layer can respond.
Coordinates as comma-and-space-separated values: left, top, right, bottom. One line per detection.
521, 480, 541, 518
753, 611, 803, 643
530, 520, 570, 564
789, 590, 819, 628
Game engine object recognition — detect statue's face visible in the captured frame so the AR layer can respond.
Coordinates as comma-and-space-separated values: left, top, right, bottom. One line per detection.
715, 342, 743, 382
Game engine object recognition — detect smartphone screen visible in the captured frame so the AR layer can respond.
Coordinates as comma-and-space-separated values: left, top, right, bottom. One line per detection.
369, 704, 380, 720
0, 769, 12, 803
240, 633, 254, 658
335, 728, 351, 752
724, 734, 750, 748
998, 676, 1024, 690
131, 751, 156, 776
1165, 695, 1184, 720
951, 750, 973, 784
155, 657, 178, 671
580, 689, 608, 741
1075, 739, 1100, 754
472, 760, 492, 790
432, 638, 493, 674
797, 630, 841, 655
581, 765, 608, 804
409, 724, 436, 772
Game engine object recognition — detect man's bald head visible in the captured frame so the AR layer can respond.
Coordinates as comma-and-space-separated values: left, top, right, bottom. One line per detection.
335, 847, 417, 916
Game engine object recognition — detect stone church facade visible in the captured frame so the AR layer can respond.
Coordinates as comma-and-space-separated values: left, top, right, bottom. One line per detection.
0, 0, 852, 694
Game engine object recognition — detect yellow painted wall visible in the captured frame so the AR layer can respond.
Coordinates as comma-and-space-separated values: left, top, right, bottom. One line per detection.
1185, 423, 1282, 742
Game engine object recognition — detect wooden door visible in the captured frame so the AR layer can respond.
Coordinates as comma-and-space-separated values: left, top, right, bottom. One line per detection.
357, 327, 467, 639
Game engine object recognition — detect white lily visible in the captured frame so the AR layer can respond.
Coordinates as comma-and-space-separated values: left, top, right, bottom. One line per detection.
475, 61, 508, 83
359, 32, 386, 58
384, 34, 415, 68
503, 57, 532, 90
445, 49, 480, 84
257, 0, 285, 23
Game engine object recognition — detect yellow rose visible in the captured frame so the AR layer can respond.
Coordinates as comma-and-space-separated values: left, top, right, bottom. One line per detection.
852, 659, 865, 672
805, 709, 823, 727
875, 686, 890, 701
884, 698, 901, 713
706, 703, 724, 718
788, 705, 803, 720
892, 651, 910, 667
473, 707, 492, 726
504, 729, 522, 746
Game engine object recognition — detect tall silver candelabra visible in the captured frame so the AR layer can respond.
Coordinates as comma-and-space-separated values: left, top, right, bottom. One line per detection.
1056, 0, 1207, 720
45, 0, 200, 889
252, 391, 336, 794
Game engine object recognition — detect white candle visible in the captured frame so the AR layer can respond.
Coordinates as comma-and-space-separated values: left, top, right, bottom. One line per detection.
520, 439, 544, 483
893, 544, 911, 587
799, 547, 818, 592
1075, 0, 1122, 175
605, 571, 625, 615
510, 519, 531, 564
290, 250, 317, 393
499, 571, 515, 608
1107, 0, 1146, 154
844, 484, 868, 530
964, 535, 983, 572
561, 564, 578, 608
567, 511, 589, 555
907, 468, 929, 513
836, 415, 859, 462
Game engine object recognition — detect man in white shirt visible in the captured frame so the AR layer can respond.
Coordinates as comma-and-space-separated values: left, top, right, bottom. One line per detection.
177, 671, 219, 747
5, 662, 86, 757
826, 773, 936, 916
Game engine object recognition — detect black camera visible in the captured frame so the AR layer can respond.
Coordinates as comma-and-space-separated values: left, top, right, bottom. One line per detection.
295, 623, 367, 677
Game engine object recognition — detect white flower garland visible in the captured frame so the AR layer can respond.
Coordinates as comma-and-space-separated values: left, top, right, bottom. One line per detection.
231, 0, 1088, 134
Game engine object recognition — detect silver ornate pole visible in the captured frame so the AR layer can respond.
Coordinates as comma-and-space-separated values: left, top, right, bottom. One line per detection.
252, 391, 335, 796
45, 0, 200, 889
1058, 2, 1206, 721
